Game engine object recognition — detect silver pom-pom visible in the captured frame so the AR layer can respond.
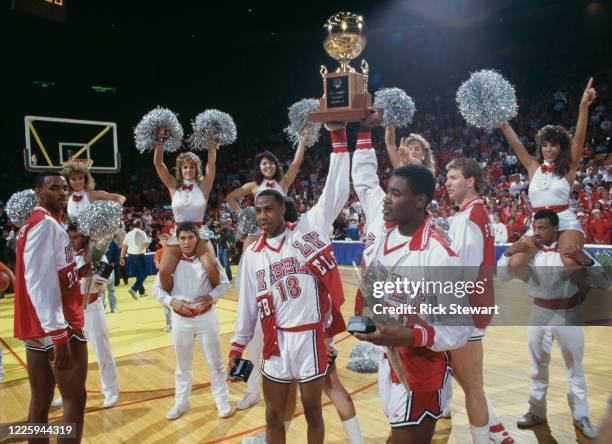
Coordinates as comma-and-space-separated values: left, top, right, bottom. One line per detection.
373, 87, 416, 128
134, 107, 184, 153
236, 207, 257, 241
6, 189, 37, 226
456, 69, 518, 131
283, 99, 322, 148
77, 201, 123, 241
189, 109, 237, 150
347, 342, 381, 373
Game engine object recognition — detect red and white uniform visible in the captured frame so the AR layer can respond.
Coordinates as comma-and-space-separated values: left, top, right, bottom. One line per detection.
527, 162, 582, 234
497, 245, 608, 420
352, 133, 471, 427
230, 129, 349, 383
153, 256, 231, 405
75, 250, 119, 400
169, 179, 208, 244
447, 196, 496, 336
14, 207, 84, 350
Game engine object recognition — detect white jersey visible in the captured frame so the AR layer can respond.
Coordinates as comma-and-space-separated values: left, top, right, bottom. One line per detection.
352, 136, 473, 355
172, 180, 207, 223
152, 256, 230, 308
256, 179, 285, 197
231, 136, 349, 353
67, 190, 91, 221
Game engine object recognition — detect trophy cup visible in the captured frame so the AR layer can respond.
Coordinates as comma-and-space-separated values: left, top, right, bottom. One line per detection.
309, 12, 372, 123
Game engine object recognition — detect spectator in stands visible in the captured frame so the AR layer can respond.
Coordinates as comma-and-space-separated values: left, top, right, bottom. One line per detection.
589, 209, 610, 244
492, 213, 509, 244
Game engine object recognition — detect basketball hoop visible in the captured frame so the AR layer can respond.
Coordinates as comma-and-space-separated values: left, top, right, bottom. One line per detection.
63, 157, 94, 168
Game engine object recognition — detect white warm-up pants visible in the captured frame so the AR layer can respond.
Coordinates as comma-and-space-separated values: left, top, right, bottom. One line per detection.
527, 324, 589, 419
171, 309, 229, 404
246, 319, 263, 395
83, 298, 119, 399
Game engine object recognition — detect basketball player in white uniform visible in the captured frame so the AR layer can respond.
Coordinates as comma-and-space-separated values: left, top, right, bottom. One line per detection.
226, 131, 309, 411
152, 222, 232, 420
228, 125, 349, 444
498, 209, 606, 439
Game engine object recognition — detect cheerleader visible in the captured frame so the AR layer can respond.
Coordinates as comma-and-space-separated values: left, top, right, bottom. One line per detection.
61, 159, 126, 222
153, 127, 220, 293
499, 78, 596, 271
384, 128, 436, 174
226, 128, 309, 250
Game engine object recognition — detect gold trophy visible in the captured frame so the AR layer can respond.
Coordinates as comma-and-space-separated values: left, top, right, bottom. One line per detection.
309, 12, 372, 123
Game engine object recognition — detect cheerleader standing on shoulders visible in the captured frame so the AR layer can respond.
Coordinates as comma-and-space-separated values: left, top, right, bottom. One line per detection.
153, 127, 220, 293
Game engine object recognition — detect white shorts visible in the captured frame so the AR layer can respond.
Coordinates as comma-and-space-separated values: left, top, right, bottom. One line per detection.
261, 329, 329, 384
468, 328, 486, 341
167, 226, 209, 245
525, 209, 583, 236
378, 359, 448, 427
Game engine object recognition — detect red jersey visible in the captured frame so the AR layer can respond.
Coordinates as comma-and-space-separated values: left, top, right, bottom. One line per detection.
14, 207, 83, 344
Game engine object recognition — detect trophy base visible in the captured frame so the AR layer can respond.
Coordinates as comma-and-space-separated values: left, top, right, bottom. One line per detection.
309, 108, 370, 123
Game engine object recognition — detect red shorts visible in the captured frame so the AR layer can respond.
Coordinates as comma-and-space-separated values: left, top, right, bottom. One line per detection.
378, 359, 447, 427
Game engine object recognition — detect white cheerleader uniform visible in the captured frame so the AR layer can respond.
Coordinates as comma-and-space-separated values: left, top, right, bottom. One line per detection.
168, 180, 208, 245
526, 162, 583, 235
67, 190, 91, 222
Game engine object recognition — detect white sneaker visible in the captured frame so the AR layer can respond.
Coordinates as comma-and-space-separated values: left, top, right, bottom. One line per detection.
242, 431, 266, 444
51, 396, 63, 408
216, 398, 232, 418
166, 401, 191, 420
237, 392, 261, 410
574, 417, 598, 439
103, 394, 119, 408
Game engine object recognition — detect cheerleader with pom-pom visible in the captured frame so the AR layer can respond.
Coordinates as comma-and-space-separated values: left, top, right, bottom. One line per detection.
499, 78, 596, 271
152, 126, 220, 293
226, 127, 310, 249
61, 159, 126, 222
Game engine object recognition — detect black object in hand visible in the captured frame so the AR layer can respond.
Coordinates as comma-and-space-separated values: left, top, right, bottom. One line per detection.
94, 262, 114, 280
346, 316, 376, 334
230, 359, 254, 382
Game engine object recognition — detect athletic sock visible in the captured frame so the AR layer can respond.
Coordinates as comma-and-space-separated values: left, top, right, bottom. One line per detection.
470, 424, 489, 444
487, 396, 501, 426
342, 416, 364, 444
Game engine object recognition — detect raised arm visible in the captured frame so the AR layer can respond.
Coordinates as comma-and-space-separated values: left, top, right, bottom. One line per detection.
385, 127, 402, 168
200, 141, 218, 201
352, 132, 386, 231
500, 122, 539, 177
306, 125, 350, 231
89, 190, 126, 205
281, 128, 308, 191
153, 146, 177, 193
571, 77, 596, 168
226, 182, 256, 215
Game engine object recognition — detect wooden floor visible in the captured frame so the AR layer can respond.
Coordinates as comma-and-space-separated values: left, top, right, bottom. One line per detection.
0, 268, 610, 443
